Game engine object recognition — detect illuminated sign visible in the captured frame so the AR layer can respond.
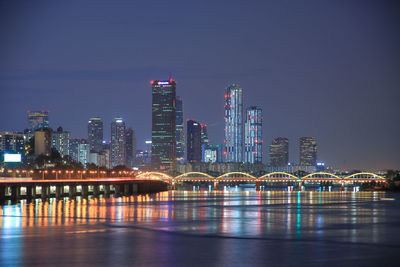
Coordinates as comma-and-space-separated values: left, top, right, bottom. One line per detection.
145, 141, 152, 144
116, 120, 123, 123
4, 153, 22, 163
158, 81, 169, 85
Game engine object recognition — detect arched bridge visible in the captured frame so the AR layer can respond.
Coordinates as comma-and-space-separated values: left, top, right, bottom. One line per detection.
136, 171, 386, 183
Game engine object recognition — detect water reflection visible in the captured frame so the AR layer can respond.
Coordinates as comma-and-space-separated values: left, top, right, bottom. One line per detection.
0, 191, 399, 265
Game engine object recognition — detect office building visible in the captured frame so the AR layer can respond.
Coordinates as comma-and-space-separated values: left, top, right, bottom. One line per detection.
175, 96, 185, 163
125, 128, 136, 168
111, 118, 126, 167
34, 128, 52, 156
0, 132, 25, 160
244, 106, 262, 163
224, 84, 243, 162
202, 144, 222, 163
51, 127, 70, 157
151, 78, 176, 173
27, 110, 49, 131
78, 140, 89, 167
299, 137, 317, 166
187, 120, 202, 163
269, 137, 289, 166
88, 117, 103, 153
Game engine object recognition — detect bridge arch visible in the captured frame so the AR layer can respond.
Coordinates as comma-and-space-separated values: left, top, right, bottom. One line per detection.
216, 172, 257, 180
344, 172, 385, 181
174, 172, 215, 180
259, 172, 299, 180
301, 172, 342, 180
136, 171, 173, 181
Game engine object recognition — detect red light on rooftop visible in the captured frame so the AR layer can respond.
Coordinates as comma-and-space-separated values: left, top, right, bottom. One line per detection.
150, 80, 154, 85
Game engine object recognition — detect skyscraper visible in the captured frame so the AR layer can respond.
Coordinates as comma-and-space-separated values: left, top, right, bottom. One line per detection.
27, 110, 49, 131
51, 126, 70, 157
201, 123, 209, 146
299, 137, 317, 166
151, 78, 176, 173
125, 128, 136, 168
269, 137, 289, 166
224, 84, 243, 162
187, 120, 202, 163
244, 106, 263, 163
88, 117, 103, 153
175, 96, 185, 163
111, 118, 126, 167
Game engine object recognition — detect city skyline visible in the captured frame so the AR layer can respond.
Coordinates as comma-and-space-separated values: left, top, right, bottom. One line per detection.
0, 1, 399, 170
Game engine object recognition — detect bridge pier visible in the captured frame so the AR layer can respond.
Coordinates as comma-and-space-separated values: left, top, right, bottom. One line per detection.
214, 181, 219, 190
256, 181, 261, 191
104, 185, 111, 197
341, 182, 345, 191
124, 183, 131, 196
11, 186, 20, 203
93, 185, 100, 197
41, 185, 49, 199
81, 185, 88, 198
0, 185, 6, 202
26, 185, 33, 200
69, 185, 76, 198
56, 185, 64, 199
298, 181, 302, 191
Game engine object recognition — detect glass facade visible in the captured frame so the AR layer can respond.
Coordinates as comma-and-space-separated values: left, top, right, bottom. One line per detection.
125, 128, 136, 168
175, 96, 185, 163
88, 117, 103, 153
27, 110, 49, 131
151, 78, 176, 173
202, 144, 222, 163
111, 118, 126, 167
224, 84, 243, 162
187, 120, 202, 163
51, 127, 70, 157
299, 137, 317, 166
269, 137, 289, 166
244, 106, 263, 163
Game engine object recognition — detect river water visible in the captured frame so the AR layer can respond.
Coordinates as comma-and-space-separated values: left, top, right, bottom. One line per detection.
1, 191, 400, 266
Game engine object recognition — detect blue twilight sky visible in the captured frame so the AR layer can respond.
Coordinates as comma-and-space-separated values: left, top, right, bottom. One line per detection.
0, 0, 399, 170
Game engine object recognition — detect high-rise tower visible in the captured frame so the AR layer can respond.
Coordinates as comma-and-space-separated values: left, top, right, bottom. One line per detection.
111, 118, 126, 167
269, 137, 289, 166
299, 137, 317, 166
175, 96, 185, 163
187, 120, 202, 163
244, 106, 263, 163
151, 78, 176, 173
224, 84, 243, 162
27, 110, 49, 131
88, 117, 103, 153
125, 128, 136, 168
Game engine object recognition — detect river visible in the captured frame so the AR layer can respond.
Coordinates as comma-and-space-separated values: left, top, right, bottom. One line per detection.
1, 191, 400, 266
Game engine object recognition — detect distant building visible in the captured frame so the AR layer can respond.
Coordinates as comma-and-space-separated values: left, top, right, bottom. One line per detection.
27, 110, 49, 131
88, 117, 103, 153
202, 144, 222, 163
34, 128, 52, 156
69, 138, 85, 162
111, 118, 126, 167
299, 137, 317, 166
201, 123, 209, 146
0, 131, 25, 159
78, 141, 89, 167
175, 96, 185, 163
269, 137, 289, 166
151, 78, 176, 173
187, 120, 202, 163
244, 106, 263, 163
224, 84, 243, 162
51, 127, 70, 157
125, 128, 136, 168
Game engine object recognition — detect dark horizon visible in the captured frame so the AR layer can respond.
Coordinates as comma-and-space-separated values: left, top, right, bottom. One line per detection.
0, 0, 399, 170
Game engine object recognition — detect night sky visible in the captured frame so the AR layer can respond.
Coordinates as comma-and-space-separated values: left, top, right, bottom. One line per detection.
0, 0, 399, 170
